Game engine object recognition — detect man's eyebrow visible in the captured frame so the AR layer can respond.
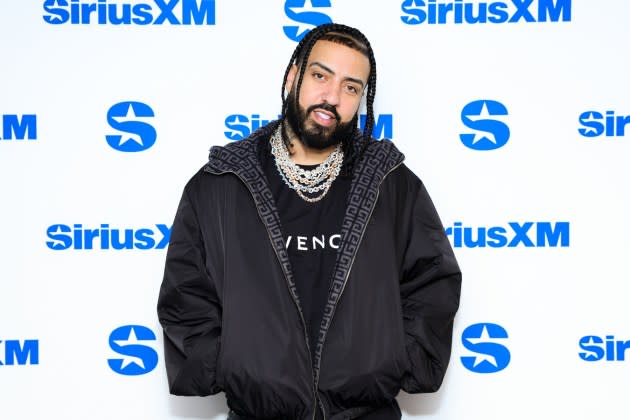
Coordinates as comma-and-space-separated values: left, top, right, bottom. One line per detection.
308, 62, 365, 88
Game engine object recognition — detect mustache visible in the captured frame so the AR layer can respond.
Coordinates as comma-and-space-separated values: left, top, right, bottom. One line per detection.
306, 103, 340, 122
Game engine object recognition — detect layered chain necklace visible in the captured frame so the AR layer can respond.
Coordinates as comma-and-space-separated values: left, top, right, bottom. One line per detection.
270, 126, 344, 203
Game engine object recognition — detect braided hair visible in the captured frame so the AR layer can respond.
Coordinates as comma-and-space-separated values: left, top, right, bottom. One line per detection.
280, 23, 378, 175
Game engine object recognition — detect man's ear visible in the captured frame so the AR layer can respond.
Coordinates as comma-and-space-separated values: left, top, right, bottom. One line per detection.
285, 64, 298, 93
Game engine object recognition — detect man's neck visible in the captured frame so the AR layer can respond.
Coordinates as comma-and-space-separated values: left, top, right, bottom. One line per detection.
283, 122, 337, 165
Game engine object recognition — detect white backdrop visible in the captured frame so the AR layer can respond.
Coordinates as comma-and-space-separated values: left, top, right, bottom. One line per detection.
2, 1, 629, 419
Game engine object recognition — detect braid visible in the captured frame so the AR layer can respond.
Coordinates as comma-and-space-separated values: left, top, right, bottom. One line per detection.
280, 23, 378, 175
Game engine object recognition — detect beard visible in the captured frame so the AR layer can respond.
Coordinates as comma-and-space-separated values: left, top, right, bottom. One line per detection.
285, 91, 357, 151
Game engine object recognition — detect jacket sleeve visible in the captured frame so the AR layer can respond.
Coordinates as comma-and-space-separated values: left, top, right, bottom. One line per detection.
399, 175, 461, 393
157, 180, 222, 396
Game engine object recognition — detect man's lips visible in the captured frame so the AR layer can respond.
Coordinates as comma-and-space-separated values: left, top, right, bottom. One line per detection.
312, 108, 337, 126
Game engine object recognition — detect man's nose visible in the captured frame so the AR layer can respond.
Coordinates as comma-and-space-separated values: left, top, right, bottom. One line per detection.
321, 83, 340, 106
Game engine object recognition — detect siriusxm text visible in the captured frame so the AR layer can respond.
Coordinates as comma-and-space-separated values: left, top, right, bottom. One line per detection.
43, 0, 215, 26
224, 114, 394, 141
401, 0, 571, 25
579, 335, 630, 362
0, 340, 39, 366
0, 114, 37, 140
46, 224, 171, 250
445, 222, 570, 248
578, 111, 630, 137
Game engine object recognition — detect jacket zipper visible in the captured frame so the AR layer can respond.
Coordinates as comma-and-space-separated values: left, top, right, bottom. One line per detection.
312, 160, 405, 415
206, 167, 320, 420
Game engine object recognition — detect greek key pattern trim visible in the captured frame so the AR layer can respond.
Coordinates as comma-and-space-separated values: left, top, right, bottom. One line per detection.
205, 122, 303, 309
313, 140, 404, 383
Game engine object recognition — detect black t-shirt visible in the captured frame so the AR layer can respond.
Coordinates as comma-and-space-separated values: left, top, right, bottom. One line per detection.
263, 148, 351, 354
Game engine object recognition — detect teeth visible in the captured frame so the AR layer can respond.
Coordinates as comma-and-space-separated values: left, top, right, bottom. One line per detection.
316, 111, 332, 120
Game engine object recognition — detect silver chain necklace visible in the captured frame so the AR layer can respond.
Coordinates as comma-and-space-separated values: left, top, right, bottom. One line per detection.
270, 125, 344, 203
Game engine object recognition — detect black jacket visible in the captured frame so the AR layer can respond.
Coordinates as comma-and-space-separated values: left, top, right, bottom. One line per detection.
157, 122, 462, 419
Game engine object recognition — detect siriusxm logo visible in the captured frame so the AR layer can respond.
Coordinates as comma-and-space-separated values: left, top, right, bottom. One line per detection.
461, 323, 510, 373
106, 101, 156, 152
579, 335, 630, 362
401, 0, 571, 25
0, 340, 39, 366
283, 0, 332, 42
224, 113, 393, 140
460, 100, 509, 150
225, 114, 281, 140
46, 224, 171, 250
578, 111, 630, 138
0, 114, 37, 141
108, 325, 158, 375
43, 0, 215, 26
445, 222, 570, 248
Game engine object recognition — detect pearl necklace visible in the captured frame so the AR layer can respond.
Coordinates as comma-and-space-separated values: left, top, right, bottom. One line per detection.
270, 126, 344, 203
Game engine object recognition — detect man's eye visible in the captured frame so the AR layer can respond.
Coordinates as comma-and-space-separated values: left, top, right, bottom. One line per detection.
313, 72, 324, 80
346, 85, 359, 94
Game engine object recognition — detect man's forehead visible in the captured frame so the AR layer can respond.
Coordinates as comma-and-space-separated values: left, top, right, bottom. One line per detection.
305, 40, 370, 77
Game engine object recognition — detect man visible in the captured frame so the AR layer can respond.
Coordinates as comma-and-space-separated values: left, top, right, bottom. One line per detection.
157, 23, 461, 420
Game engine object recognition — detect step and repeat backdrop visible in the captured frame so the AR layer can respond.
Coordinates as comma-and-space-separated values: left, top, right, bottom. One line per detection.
2, 1, 629, 419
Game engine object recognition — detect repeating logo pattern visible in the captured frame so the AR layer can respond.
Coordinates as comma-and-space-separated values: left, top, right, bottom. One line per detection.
224, 114, 393, 141
445, 222, 570, 248
0, 340, 39, 366
43, 0, 215, 26
0, 114, 37, 141
579, 335, 630, 362
7, 3, 628, 415
108, 325, 158, 375
460, 100, 510, 150
401, 0, 572, 25
578, 110, 630, 138
283, 0, 333, 42
461, 323, 510, 373
46, 224, 171, 250
106, 101, 157, 152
